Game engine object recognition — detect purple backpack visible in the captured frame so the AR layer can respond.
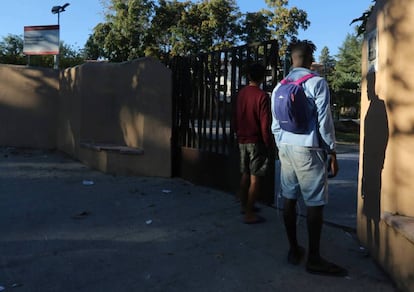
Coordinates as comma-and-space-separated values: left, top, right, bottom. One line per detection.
273, 73, 316, 133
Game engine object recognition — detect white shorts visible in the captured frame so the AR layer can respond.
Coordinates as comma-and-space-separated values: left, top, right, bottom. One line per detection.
278, 144, 328, 206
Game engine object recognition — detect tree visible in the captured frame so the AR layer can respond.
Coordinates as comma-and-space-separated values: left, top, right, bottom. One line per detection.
203, 0, 241, 51
59, 43, 86, 68
144, 0, 189, 59
262, 0, 310, 56
319, 47, 335, 69
192, 0, 240, 52
0, 34, 84, 69
240, 12, 272, 44
86, 0, 243, 60
0, 34, 26, 65
330, 33, 363, 117
163, 0, 241, 56
84, 22, 114, 60
318, 46, 336, 79
331, 33, 362, 92
85, 0, 155, 62
350, 0, 376, 36
85, 0, 310, 61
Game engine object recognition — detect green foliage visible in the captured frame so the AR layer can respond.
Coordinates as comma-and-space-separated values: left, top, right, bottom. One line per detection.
86, 0, 244, 61
335, 127, 360, 143
0, 34, 84, 69
318, 46, 336, 80
86, 0, 154, 62
85, 0, 310, 61
1, 0, 313, 69
240, 12, 272, 44
144, 0, 189, 59
330, 33, 362, 92
0, 34, 26, 65
262, 0, 310, 56
84, 22, 113, 60
59, 43, 86, 68
319, 46, 336, 69
350, 0, 376, 36
328, 33, 363, 118
170, 0, 241, 55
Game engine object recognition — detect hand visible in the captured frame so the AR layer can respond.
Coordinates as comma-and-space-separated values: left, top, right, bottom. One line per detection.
328, 153, 339, 178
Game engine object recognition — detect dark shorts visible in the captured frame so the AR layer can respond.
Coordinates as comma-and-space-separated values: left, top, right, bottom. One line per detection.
239, 143, 269, 176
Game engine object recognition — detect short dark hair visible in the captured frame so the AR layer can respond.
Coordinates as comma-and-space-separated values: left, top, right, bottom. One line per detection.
247, 63, 265, 83
287, 39, 316, 62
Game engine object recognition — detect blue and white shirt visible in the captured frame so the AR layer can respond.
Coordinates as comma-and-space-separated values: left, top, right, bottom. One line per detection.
271, 67, 336, 152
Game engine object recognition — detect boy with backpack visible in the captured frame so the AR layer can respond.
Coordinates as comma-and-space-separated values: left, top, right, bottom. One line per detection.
271, 40, 347, 276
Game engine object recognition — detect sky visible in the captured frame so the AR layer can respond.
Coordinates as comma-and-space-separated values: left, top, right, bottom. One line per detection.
0, 0, 373, 59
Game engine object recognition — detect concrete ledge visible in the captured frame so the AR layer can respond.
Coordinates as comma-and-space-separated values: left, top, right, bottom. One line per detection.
80, 142, 144, 155
382, 212, 414, 244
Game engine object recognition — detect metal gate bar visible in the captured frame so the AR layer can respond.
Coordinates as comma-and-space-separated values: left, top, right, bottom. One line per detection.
167, 40, 279, 203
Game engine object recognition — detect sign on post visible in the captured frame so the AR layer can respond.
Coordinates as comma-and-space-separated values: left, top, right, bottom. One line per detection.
23, 25, 59, 55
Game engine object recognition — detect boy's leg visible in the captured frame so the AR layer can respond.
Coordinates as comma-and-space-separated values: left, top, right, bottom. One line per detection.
284, 198, 299, 248
306, 205, 348, 276
284, 198, 304, 264
307, 205, 323, 260
243, 174, 266, 224
244, 174, 260, 222
243, 143, 266, 223
239, 172, 250, 213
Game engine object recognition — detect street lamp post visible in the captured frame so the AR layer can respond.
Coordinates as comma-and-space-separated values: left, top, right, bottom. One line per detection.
51, 3, 70, 69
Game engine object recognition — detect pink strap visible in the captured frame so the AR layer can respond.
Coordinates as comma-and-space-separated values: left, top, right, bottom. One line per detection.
280, 73, 316, 85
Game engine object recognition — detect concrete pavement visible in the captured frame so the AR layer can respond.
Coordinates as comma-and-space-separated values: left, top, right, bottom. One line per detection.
0, 146, 397, 292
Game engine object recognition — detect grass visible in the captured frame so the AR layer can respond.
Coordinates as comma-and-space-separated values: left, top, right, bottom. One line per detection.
334, 120, 360, 144
335, 131, 360, 144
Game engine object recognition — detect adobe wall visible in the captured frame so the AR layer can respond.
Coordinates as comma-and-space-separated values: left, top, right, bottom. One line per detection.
358, 0, 414, 290
0, 64, 58, 148
58, 58, 172, 178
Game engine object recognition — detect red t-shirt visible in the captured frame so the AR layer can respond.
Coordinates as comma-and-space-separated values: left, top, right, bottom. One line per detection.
234, 85, 272, 148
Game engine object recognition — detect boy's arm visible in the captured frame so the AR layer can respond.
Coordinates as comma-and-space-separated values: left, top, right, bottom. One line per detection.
259, 93, 274, 150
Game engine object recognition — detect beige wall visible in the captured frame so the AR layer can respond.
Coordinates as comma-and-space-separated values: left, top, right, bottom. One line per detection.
0, 64, 58, 148
0, 58, 172, 178
58, 57, 172, 177
358, 0, 414, 291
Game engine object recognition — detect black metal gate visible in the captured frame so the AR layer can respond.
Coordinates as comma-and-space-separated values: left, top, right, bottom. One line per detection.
168, 40, 280, 204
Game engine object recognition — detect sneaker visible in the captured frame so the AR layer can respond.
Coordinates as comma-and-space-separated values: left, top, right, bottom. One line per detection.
287, 246, 305, 265
306, 257, 348, 277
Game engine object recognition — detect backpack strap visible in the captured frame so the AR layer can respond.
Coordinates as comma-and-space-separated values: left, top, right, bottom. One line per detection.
292, 73, 316, 85
280, 73, 316, 85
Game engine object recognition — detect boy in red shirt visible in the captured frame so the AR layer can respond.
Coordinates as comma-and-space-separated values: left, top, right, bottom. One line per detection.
234, 63, 273, 224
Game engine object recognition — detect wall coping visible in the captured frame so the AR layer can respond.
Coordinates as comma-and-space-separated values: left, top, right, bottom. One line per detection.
80, 142, 144, 155
382, 212, 414, 244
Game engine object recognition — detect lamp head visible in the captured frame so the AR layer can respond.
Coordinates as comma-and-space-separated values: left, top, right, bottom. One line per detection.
51, 3, 70, 14
51, 6, 61, 14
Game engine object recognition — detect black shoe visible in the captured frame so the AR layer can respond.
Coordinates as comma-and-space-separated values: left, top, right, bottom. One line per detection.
287, 246, 305, 265
306, 257, 348, 277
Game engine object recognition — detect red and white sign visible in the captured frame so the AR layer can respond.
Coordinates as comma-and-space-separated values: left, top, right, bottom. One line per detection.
23, 25, 59, 55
